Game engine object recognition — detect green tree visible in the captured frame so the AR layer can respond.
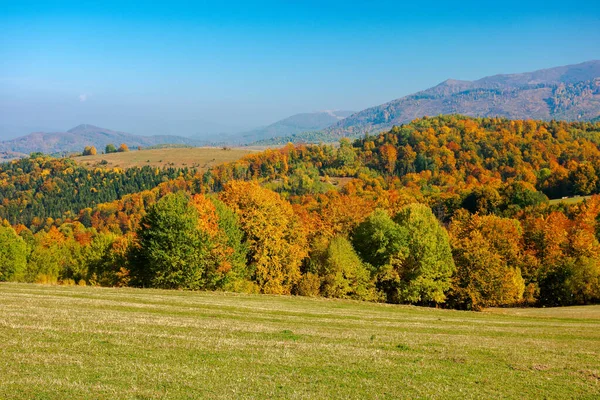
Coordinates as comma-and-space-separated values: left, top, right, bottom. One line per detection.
352, 209, 408, 270
130, 192, 210, 289
318, 236, 376, 300
211, 198, 250, 288
86, 232, 132, 287
105, 143, 117, 154
392, 204, 455, 304
0, 225, 28, 282
538, 257, 600, 306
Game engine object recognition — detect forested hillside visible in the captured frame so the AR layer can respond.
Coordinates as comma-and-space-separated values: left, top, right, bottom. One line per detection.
1, 115, 600, 310
0, 155, 195, 228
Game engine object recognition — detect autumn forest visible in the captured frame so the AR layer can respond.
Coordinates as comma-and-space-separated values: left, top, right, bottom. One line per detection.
2, 116, 600, 311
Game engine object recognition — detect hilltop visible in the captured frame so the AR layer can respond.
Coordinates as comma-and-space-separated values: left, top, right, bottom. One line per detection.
325, 60, 600, 137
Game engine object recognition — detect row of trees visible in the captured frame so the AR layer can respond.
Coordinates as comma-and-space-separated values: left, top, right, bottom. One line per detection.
82, 143, 130, 156
2, 179, 599, 310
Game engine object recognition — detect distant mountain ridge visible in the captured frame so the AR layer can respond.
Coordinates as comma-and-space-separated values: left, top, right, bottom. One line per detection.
230, 110, 354, 144
0, 124, 208, 157
326, 60, 600, 136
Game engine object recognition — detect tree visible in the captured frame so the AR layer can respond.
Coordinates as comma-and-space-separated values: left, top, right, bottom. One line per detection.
117, 143, 130, 152
130, 192, 210, 289
352, 209, 407, 270
87, 232, 132, 287
570, 163, 597, 195
191, 195, 251, 291
448, 212, 525, 310
0, 225, 28, 282
317, 236, 376, 300
25, 227, 71, 283
83, 146, 97, 156
379, 144, 398, 175
537, 257, 600, 306
391, 204, 455, 304
219, 181, 308, 294
105, 143, 117, 154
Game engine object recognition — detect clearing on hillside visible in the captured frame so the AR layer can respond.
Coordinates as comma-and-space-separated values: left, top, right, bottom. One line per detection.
0, 283, 598, 399
548, 195, 593, 205
72, 147, 260, 169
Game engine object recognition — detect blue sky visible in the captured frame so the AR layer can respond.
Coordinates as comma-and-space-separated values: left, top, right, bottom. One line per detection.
1, 0, 599, 138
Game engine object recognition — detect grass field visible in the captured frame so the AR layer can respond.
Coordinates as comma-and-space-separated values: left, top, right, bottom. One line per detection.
1, 284, 599, 399
72, 147, 260, 169
548, 195, 593, 205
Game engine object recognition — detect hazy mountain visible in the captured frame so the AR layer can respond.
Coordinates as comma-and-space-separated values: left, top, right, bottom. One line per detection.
327, 60, 600, 136
228, 111, 354, 144
0, 124, 208, 157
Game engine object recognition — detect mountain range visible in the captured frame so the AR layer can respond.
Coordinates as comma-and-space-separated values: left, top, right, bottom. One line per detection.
326, 60, 600, 136
0, 124, 207, 158
232, 110, 354, 144
1, 61, 600, 156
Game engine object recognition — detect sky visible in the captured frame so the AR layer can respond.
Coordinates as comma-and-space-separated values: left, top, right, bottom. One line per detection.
1, 0, 599, 139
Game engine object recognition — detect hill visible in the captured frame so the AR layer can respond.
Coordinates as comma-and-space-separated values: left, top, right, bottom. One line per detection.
230, 111, 353, 144
0, 124, 208, 156
1, 283, 598, 399
326, 60, 600, 136
73, 146, 259, 169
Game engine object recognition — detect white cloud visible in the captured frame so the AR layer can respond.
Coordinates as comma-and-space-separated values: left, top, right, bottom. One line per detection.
79, 94, 88, 102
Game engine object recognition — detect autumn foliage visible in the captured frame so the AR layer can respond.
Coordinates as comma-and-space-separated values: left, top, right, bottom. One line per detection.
2, 115, 600, 309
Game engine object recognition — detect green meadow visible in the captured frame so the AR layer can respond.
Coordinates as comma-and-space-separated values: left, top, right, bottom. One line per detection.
1, 283, 598, 399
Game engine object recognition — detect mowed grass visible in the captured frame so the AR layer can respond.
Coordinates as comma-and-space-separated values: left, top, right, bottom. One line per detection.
1, 284, 599, 399
548, 195, 593, 205
72, 147, 259, 169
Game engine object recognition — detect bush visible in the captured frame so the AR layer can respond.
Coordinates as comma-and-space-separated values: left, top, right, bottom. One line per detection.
296, 272, 321, 297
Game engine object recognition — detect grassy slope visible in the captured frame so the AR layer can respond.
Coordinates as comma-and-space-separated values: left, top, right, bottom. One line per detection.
72, 147, 259, 169
1, 284, 598, 399
548, 195, 593, 205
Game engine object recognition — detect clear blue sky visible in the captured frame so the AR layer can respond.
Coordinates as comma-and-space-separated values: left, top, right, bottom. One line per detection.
1, 0, 599, 138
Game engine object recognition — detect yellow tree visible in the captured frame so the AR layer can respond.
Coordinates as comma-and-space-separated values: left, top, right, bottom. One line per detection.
219, 181, 308, 294
83, 146, 97, 156
449, 211, 525, 310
